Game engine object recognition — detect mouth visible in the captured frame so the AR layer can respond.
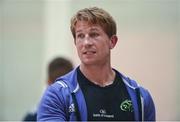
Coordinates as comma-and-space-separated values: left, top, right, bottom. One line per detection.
83, 51, 96, 55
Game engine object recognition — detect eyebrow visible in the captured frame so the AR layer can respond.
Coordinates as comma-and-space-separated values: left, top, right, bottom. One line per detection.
76, 27, 99, 33
90, 28, 99, 31
76, 30, 82, 33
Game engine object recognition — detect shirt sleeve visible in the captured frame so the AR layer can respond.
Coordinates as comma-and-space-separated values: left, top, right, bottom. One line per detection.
37, 84, 68, 121
144, 89, 156, 121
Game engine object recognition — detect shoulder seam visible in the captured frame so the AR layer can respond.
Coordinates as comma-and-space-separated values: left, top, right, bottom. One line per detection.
122, 78, 136, 90
56, 80, 68, 88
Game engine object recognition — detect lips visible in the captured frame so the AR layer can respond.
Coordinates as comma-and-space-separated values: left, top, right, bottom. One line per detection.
83, 50, 96, 54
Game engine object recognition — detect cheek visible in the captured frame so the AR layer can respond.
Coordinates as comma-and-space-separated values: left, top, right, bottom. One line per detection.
76, 44, 82, 53
101, 41, 111, 49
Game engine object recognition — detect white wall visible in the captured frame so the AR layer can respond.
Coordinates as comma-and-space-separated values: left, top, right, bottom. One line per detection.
177, 1, 180, 120
0, 0, 45, 120
0, 1, 4, 120
42, 1, 74, 84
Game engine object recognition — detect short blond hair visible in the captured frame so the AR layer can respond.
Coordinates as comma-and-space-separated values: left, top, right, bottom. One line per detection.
70, 7, 117, 39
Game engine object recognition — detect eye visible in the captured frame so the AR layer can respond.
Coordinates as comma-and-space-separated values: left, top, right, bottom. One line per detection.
89, 32, 99, 38
76, 33, 85, 39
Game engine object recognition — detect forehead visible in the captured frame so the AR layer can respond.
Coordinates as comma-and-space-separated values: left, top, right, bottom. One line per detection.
75, 21, 103, 33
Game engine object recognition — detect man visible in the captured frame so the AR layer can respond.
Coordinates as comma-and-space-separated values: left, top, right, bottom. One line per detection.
37, 7, 155, 121
23, 57, 73, 121
47, 57, 74, 85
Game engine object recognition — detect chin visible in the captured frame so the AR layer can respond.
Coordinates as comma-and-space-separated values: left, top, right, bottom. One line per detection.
81, 59, 96, 65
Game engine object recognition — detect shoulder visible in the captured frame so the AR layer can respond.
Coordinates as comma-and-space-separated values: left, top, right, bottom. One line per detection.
114, 69, 153, 97
54, 67, 79, 92
37, 81, 71, 121
122, 73, 153, 100
114, 69, 139, 89
44, 80, 70, 100
43, 67, 79, 100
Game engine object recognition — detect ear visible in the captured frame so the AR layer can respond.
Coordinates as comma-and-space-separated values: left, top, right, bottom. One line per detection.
109, 35, 118, 49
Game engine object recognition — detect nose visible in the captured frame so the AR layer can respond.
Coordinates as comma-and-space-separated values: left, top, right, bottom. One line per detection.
84, 36, 93, 47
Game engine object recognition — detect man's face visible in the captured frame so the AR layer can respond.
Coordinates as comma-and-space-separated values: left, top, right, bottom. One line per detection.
74, 21, 117, 65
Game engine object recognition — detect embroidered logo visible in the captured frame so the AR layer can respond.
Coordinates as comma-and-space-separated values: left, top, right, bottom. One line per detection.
69, 103, 75, 113
120, 99, 133, 112
99, 109, 106, 114
93, 108, 114, 118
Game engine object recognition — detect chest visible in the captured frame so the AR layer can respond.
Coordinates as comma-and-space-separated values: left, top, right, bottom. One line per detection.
77, 70, 135, 121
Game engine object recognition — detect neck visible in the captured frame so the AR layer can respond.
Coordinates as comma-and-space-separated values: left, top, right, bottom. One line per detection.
79, 63, 115, 87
